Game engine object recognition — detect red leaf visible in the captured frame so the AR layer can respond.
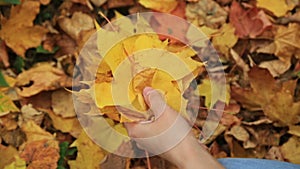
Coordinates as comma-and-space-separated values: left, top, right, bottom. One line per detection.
150, 1, 189, 43
229, 1, 272, 38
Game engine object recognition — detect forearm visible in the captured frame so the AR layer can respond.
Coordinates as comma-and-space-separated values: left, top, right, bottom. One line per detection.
162, 132, 225, 169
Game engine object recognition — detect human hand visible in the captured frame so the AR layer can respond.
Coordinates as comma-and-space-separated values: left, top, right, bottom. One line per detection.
124, 87, 225, 169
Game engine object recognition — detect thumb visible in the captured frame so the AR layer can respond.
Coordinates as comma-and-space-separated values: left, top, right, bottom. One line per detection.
143, 87, 167, 119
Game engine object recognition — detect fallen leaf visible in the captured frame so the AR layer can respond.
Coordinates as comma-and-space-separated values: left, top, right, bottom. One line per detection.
0, 113, 18, 130
212, 24, 238, 57
68, 131, 106, 169
265, 146, 284, 161
257, 0, 290, 17
15, 63, 72, 97
281, 136, 300, 164
100, 153, 127, 169
196, 77, 230, 108
0, 145, 18, 169
58, 12, 94, 41
138, 0, 178, 13
150, 1, 189, 43
245, 126, 281, 146
232, 67, 300, 126
0, 1, 48, 57
45, 109, 82, 138
20, 139, 60, 169
0, 41, 9, 67
229, 1, 272, 38
21, 120, 55, 143
107, 0, 134, 8
259, 59, 291, 77
4, 155, 26, 169
0, 128, 26, 147
91, 26, 203, 121
228, 125, 250, 142
0, 91, 19, 116
20, 104, 44, 125
51, 89, 76, 118
274, 23, 300, 62
288, 125, 300, 137
185, 0, 228, 29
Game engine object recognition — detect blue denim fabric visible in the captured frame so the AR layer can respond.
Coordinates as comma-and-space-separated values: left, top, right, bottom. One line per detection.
218, 158, 300, 169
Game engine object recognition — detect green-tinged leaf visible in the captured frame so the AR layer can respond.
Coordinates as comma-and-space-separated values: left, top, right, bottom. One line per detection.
0, 0, 20, 5
66, 147, 77, 156
36, 45, 59, 54
0, 92, 19, 115
58, 142, 69, 168
13, 56, 24, 73
0, 71, 9, 87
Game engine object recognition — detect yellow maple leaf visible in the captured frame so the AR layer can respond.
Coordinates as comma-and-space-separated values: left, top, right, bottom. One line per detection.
139, 0, 178, 13
68, 131, 106, 169
196, 78, 230, 108
281, 136, 300, 164
4, 155, 26, 169
274, 23, 300, 62
212, 23, 238, 57
0, 1, 48, 57
257, 0, 290, 17
93, 19, 203, 122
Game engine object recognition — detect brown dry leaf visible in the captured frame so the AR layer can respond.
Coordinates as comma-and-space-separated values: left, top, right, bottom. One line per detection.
58, 12, 94, 41
68, 131, 106, 169
51, 89, 76, 118
0, 1, 48, 57
229, 1, 272, 38
21, 120, 55, 143
108, 0, 134, 8
20, 91, 52, 110
150, 1, 188, 43
0, 41, 9, 67
281, 136, 300, 164
228, 125, 250, 142
100, 153, 127, 169
20, 139, 60, 169
54, 34, 77, 57
0, 113, 18, 130
225, 134, 267, 158
232, 67, 300, 126
0, 128, 26, 147
230, 49, 249, 78
0, 145, 18, 169
186, 0, 228, 29
20, 104, 44, 125
265, 146, 284, 161
274, 23, 300, 62
231, 67, 278, 110
259, 59, 291, 77
245, 126, 281, 146
15, 63, 72, 97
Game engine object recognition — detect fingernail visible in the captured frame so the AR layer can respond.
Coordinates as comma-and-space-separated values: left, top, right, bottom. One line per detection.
143, 87, 153, 96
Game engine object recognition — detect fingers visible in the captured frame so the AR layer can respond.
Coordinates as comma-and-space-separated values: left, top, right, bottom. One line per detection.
143, 87, 167, 120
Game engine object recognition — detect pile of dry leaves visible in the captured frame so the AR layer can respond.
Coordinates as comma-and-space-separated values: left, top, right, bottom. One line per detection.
0, 0, 300, 168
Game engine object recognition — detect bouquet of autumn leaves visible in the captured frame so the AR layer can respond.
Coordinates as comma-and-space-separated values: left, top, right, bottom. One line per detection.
75, 14, 204, 128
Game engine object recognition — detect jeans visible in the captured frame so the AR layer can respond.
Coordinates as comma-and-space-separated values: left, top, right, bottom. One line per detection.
218, 158, 300, 169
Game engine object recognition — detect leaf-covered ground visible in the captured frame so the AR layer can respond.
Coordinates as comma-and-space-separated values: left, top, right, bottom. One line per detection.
0, 0, 300, 168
